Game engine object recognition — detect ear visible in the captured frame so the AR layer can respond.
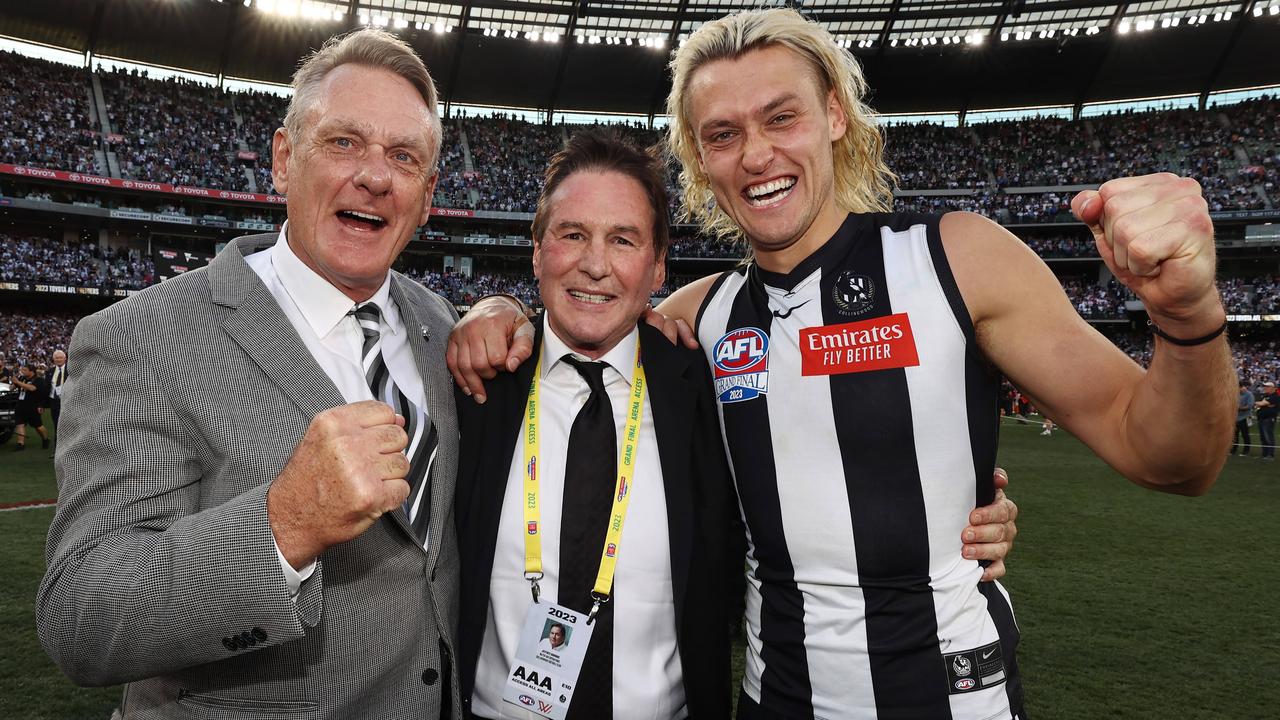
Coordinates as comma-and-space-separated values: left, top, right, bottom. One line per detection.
531, 235, 544, 281
419, 171, 439, 227
826, 88, 848, 143
651, 248, 667, 292
271, 127, 291, 196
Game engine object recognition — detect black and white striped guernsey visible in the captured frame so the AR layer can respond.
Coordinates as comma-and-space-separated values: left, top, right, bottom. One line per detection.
696, 213, 1026, 720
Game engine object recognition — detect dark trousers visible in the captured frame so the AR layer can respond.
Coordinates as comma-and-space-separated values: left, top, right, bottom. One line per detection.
1259, 418, 1276, 458
49, 397, 61, 435
1233, 419, 1252, 455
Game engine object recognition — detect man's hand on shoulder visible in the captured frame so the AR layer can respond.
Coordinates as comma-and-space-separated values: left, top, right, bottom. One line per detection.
1071, 173, 1224, 337
446, 295, 535, 404
268, 400, 411, 568
640, 304, 699, 349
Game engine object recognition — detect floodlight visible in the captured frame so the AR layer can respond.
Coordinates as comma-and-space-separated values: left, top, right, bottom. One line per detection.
434, 21, 445, 33
1271, 5, 1279, 16
394, 18, 409, 29
332, 10, 342, 21
654, 37, 666, 49
1224, 11, 1232, 20
1000, 32, 1009, 41
1253, 5, 1262, 17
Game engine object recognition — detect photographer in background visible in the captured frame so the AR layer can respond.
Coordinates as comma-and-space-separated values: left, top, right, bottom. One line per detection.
11, 362, 49, 451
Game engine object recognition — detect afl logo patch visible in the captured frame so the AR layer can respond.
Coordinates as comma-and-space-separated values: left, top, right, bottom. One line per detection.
831, 270, 875, 316
712, 327, 770, 403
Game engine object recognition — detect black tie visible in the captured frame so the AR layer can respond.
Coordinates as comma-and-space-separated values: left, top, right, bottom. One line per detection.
559, 356, 615, 720
352, 302, 436, 544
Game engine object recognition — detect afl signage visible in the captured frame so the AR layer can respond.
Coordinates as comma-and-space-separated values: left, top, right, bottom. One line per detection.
712, 327, 770, 403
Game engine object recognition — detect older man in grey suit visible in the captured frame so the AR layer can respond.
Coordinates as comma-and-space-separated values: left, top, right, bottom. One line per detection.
37, 29, 461, 718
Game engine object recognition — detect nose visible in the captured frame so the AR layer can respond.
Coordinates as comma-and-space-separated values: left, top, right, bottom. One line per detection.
578, 238, 610, 280
353, 149, 393, 195
741, 128, 774, 175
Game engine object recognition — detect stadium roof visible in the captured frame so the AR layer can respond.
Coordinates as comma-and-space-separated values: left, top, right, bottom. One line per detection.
3, 0, 1278, 116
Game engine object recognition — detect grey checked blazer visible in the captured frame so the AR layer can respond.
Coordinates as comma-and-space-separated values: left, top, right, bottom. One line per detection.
37, 235, 462, 719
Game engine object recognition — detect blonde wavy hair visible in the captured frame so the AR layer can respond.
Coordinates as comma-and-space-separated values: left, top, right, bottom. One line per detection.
666, 8, 896, 242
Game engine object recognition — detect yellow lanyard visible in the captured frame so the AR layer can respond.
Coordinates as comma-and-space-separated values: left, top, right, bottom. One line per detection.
521, 343, 647, 621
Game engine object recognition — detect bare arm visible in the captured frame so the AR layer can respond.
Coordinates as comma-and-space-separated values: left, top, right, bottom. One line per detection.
942, 178, 1233, 495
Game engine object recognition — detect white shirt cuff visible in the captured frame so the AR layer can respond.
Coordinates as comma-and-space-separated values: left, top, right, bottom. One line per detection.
274, 540, 317, 601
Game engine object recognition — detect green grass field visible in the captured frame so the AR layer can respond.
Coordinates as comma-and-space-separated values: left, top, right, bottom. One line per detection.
2, 414, 1276, 718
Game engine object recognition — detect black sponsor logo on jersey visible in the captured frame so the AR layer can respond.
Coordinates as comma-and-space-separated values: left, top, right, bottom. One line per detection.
943, 640, 1006, 695
831, 270, 875, 316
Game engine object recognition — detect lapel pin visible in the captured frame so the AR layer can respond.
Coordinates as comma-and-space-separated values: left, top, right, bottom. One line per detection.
421, 324, 430, 340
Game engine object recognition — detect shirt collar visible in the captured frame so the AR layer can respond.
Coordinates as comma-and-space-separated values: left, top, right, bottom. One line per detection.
271, 221, 397, 338
540, 313, 639, 387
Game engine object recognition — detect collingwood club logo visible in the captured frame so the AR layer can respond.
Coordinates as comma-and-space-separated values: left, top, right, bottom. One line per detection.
952, 655, 972, 677
831, 270, 875, 316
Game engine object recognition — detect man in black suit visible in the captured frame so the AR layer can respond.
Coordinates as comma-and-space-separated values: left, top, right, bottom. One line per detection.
47, 348, 67, 438
455, 132, 744, 720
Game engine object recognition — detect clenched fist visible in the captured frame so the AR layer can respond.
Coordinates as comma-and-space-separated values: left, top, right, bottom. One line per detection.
268, 400, 411, 568
1071, 173, 1224, 337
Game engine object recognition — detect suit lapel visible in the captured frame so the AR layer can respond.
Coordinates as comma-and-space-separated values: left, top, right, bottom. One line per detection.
638, 324, 696, 629
211, 237, 346, 419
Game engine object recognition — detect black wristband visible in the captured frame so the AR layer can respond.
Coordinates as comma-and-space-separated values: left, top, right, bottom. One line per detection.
1147, 318, 1228, 347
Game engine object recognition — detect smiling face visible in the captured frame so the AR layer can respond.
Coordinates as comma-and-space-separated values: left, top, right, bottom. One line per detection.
548, 625, 565, 647
272, 64, 439, 302
533, 170, 666, 360
687, 44, 848, 270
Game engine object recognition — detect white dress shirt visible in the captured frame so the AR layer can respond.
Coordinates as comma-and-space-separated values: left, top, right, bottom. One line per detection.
49, 365, 66, 399
245, 224, 428, 596
471, 318, 687, 720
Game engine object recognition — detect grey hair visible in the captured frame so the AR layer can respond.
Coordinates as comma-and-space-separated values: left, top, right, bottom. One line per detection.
284, 28, 442, 170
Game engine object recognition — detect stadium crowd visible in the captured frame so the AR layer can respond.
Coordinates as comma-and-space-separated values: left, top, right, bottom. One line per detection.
0, 311, 78, 368
0, 233, 154, 291
0, 51, 101, 175
101, 68, 248, 192
2, 54, 1276, 215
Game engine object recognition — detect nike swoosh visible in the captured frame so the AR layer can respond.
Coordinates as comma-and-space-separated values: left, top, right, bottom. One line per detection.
981, 648, 997, 660
772, 298, 812, 319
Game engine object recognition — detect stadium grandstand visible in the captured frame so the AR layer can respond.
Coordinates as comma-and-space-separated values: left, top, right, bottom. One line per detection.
2, 1, 1279, 718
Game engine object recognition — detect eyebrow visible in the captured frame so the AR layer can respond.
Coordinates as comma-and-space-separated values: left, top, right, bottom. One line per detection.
325, 119, 431, 153
698, 92, 801, 135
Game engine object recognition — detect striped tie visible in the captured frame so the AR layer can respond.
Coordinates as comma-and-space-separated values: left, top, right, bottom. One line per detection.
353, 302, 435, 545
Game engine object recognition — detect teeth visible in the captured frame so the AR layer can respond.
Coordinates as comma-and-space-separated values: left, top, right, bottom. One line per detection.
746, 182, 796, 207
569, 290, 610, 304
747, 177, 796, 198
344, 210, 385, 223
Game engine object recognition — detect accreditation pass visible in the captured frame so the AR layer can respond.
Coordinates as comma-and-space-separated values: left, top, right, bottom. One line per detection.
501, 601, 594, 719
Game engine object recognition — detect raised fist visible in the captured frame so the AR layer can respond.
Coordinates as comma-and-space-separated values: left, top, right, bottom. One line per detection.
268, 400, 411, 567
